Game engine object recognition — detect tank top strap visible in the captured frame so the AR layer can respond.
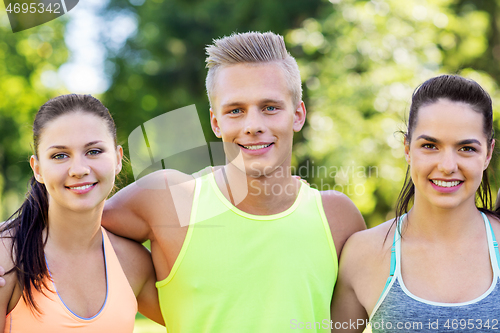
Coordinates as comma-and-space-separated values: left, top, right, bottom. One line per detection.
369, 215, 404, 321
481, 212, 500, 275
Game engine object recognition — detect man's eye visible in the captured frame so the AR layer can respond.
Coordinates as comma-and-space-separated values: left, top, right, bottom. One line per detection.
265, 106, 276, 111
230, 109, 241, 114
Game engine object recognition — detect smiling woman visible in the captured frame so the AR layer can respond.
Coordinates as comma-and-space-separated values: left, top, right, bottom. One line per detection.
0, 95, 163, 332
31, 111, 120, 214
404, 99, 492, 211
331, 75, 500, 332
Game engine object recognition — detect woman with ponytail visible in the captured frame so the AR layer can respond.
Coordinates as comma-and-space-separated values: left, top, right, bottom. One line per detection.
331, 75, 500, 332
0, 94, 163, 331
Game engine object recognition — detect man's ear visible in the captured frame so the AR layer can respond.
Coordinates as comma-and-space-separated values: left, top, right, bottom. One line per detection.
293, 101, 307, 132
30, 155, 43, 183
210, 108, 221, 138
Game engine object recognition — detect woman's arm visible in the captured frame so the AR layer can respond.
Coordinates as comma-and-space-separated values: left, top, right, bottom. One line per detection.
105, 231, 164, 325
331, 222, 394, 333
331, 232, 369, 333
0, 235, 20, 330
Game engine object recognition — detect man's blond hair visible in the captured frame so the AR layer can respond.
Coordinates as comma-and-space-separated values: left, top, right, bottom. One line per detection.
205, 31, 302, 108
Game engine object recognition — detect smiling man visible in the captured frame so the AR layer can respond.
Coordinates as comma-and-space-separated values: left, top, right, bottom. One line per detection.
101, 32, 365, 332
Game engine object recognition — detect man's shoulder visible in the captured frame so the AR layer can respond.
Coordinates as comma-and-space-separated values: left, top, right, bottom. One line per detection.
319, 190, 363, 225
319, 189, 354, 206
104, 168, 198, 233
134, 169, 195, 191
317, 190, 366, 256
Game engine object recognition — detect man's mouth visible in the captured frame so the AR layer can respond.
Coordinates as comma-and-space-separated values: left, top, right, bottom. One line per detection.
239, 143, 273, 150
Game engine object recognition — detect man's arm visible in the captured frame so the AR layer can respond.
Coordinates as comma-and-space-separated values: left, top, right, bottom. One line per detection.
320, 191, 366, 259
103, 181, 154, 243
103, 169, 187, 242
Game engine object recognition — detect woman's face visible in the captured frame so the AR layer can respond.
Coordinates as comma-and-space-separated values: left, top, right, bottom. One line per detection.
31, 112, 122, 214
405, 98, 494, 211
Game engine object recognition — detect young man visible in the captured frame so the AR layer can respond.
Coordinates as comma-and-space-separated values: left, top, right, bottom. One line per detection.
103, 32, 365, 332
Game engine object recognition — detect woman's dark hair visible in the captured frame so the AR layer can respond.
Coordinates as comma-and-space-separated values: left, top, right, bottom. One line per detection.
1, 94, 117, 313
394, 74, 498, 235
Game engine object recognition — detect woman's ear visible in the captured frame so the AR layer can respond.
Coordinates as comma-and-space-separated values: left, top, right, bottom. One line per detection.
404, 137, 411, 164
30, 155, 44, 183
115, 146, 124, 174
484, 139, 495, 170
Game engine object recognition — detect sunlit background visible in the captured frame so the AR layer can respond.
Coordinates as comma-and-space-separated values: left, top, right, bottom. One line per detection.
1, 0, 500, 330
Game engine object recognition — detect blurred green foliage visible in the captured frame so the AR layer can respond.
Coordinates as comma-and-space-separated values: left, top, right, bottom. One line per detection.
100, 0, 327, 190
2, 0, 500, 229
0, 2, 68, 219
289, 0, 500, 226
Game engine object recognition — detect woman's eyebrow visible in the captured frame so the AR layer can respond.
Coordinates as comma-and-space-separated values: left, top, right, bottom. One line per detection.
457, 139, 482, 146
46, 141, 103, 151
415, 135, 481, 146
415, 134, 437, 142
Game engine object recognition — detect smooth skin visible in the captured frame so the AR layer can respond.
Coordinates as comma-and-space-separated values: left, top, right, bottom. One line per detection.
0, 112, 163, 330
101, 62, 366, 314
331, 99, 498, 332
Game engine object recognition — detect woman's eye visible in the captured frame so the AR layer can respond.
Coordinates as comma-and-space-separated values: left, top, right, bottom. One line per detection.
52, 153, 67, 160
460, 146, 476, 152
87, 149, 102, 156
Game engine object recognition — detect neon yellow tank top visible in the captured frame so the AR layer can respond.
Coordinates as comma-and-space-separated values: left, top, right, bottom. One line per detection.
156, 168, 337, 332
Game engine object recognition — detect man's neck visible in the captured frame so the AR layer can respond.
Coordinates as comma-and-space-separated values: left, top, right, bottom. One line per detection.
213, 164, 301, 216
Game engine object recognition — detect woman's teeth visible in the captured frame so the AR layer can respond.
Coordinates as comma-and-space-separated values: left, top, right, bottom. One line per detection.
431, 180, 461, 188
68, 184, 94, 190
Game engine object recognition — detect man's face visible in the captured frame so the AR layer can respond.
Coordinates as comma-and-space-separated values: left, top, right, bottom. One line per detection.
210, 62, 306, 178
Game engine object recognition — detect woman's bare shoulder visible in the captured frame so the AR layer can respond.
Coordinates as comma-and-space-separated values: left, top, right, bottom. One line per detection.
339, 219, 396, 278
344, 220, 395, 256
103, 229, 155, 293
485, 212, 500, 237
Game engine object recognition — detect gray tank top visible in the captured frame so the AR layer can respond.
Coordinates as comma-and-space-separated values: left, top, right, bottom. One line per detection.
370, 212, 500, 332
